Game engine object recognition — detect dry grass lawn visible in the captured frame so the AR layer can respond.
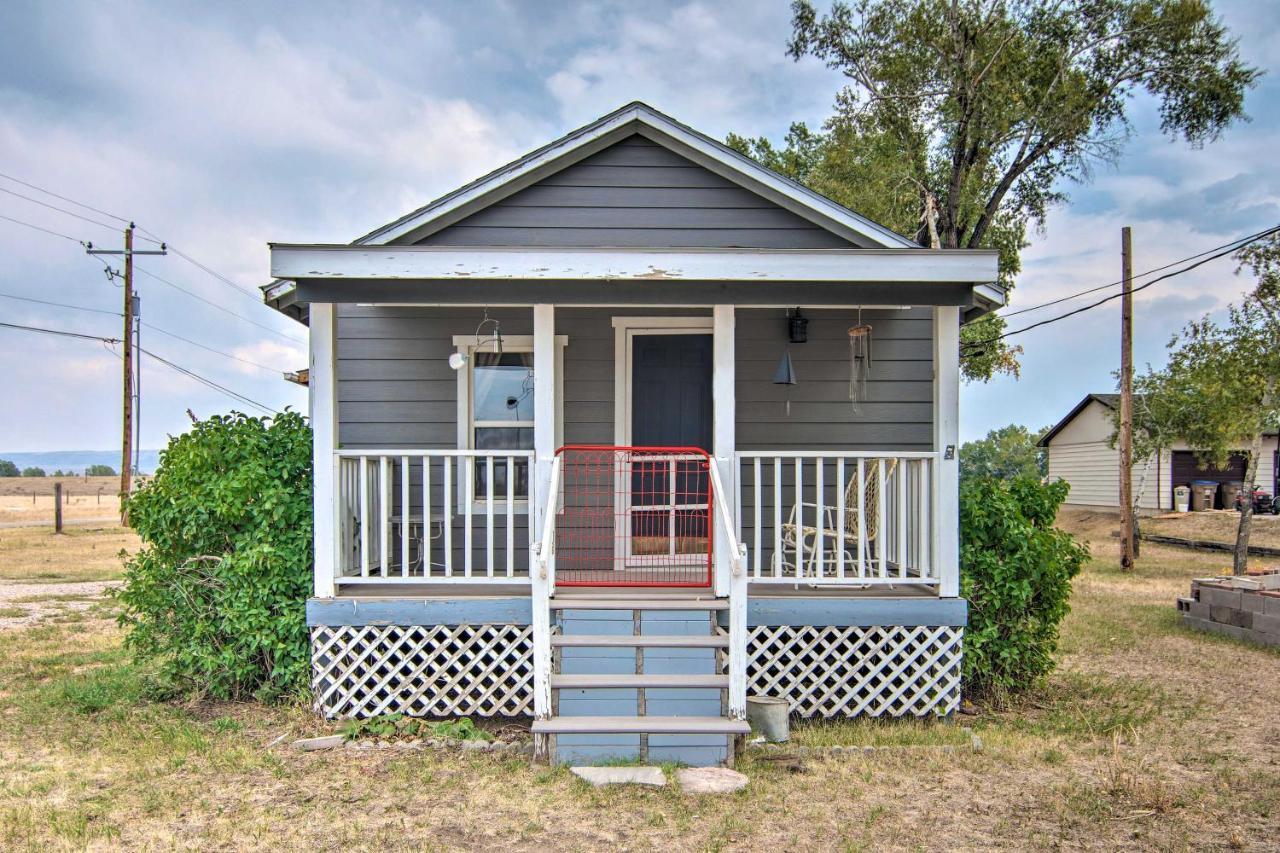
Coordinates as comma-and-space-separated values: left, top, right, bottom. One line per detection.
0, 477, 129, 525
1142, 508, 1280, 551
0, 512, 1277, 851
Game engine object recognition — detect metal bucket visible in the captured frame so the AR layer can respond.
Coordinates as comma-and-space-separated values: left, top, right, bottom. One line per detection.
747, 695, 790, 742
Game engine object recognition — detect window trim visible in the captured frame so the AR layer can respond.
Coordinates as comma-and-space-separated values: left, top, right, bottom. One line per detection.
454, 333, 567, 509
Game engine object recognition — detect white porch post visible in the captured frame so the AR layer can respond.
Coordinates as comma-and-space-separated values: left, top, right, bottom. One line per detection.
310, 303, 339, 598
713, 304, 747, 720
934, 306, 961, 597
531, 304, 555, 726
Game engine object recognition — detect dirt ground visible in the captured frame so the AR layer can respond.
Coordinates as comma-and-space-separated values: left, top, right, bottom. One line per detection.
0, 512, 1276, 851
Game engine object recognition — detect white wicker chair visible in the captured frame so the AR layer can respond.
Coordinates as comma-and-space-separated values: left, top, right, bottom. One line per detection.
774, 458, 898, 579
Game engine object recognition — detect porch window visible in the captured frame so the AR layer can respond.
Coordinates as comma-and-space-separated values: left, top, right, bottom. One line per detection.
471, 350, 534, 497
454, 333, 566, 503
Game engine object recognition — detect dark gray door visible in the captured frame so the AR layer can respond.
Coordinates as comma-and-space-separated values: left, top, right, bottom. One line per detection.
631, 334, 713, 450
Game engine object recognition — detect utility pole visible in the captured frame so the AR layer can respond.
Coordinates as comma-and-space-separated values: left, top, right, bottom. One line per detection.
87, 224, 165, 527
1119, 226, 1135, 571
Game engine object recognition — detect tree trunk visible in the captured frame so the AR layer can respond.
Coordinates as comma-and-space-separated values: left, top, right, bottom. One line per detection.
1233, 440, 1261, 576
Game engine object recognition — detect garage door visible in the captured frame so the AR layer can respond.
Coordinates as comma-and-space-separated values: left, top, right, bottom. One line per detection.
1171, 451, 1247, 509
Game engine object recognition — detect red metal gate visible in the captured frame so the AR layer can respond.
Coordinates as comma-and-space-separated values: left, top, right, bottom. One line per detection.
554, 446, 714, 587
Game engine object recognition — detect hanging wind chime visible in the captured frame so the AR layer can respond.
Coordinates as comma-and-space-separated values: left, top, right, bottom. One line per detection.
773, 308, 806, 416
847, 309, 873, 413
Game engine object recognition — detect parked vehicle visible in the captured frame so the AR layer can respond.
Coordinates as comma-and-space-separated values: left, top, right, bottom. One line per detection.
1235, 488, 1280, 515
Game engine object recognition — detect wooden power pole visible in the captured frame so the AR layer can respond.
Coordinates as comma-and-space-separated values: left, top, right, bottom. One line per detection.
1119, 226, 1135, 571
86, 224, 165, 527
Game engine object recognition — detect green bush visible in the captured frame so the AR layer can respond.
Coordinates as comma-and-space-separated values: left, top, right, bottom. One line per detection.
85, 464, 117, 476
960, 476, 1089, 699
0, 459, 18, 477
21, 466, 46, 477
114, 411, 313, 702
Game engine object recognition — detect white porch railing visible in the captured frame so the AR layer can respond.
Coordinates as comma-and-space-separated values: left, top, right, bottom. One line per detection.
335, 449, 535, 584
735, 451, 939, 586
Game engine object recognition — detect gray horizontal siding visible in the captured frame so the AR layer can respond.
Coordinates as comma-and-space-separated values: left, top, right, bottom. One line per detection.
335, 305, 935, 451
417, 135, 854, 250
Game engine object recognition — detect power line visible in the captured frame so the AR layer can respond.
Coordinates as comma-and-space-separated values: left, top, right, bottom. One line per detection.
138, 345, 278, 415
0, 186, 122, 233
997, 225, 1280, 320
0, 290, 122, 317
0, 212, 85, 244
133, 264, 306, 344
963, 224, 1280, 353
142, 323, 282, 374
0, 170, 130, 224
0, 318, 279, 415
151, 239, 262, 301
0, 319, 120, 344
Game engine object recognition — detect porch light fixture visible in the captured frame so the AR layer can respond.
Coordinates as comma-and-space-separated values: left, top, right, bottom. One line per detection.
448, 351, 469, 371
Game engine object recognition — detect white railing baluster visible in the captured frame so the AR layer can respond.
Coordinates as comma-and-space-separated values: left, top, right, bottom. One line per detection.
836, 457, 846, 581
814, 458, 825, 581
359, 456, 370, 578
379, 456, 390, 577
422, 456, 432, 576
857, 458, 866, 578
464, 456, 474, 578
486, 456, 496, 578
400, 456, 410, 578
773, 457, 782, 579
877, 459, 887, 579
794, 458, 803, 577
752, 457, 762, 577
443, 457, 453, 577
901, 458, 911, 578
506, 456, 515, 578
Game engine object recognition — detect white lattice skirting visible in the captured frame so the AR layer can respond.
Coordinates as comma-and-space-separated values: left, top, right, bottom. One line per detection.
746, 625, 964, 718
310, 624, 533, 719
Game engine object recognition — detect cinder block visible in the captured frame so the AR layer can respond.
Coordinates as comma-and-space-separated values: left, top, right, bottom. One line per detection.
1240, 592, 1267, 613
1250, 631, 1280, 648
1251, 611, 1280, 635
1200, 587, 1243, 610
1186, 601, 1211, 620
1261, 593, 1280, 616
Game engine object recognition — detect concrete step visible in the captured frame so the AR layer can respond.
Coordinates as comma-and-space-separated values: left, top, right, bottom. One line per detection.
551, 634, 728, 648
551, 673, 728, 689
550, 598, 727, 611
533, 715, 750, 735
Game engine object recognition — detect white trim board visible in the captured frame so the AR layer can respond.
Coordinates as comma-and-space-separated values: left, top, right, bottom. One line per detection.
270, 245, 1000, 286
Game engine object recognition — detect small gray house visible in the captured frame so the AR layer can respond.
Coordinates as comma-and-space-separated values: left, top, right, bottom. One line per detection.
264, 102, 1002, 765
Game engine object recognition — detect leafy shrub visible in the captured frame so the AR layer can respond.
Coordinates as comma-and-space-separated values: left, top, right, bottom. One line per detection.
85, 464, 117, 476
960, 476, 1089, 699
21, 466, 46, 477
114, 411, 312, 702
0, 459, 18, 477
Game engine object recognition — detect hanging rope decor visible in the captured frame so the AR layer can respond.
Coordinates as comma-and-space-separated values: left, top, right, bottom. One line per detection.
847, 309, 873, 412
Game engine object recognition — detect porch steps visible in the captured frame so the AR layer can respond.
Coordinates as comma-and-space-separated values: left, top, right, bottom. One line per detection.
551, 634, 728, 648
550, 673, 728, 689
543, 597, 742, 767
549, 598, 727, 610
533, 716, 750, 735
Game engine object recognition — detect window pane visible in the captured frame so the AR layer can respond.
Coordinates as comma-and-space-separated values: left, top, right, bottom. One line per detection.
473, 352, 534, 422
474, 428, 532, 497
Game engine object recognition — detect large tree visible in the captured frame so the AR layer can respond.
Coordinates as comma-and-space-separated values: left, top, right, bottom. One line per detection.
730, 0, 1258, 380
959, 423, 1048, 480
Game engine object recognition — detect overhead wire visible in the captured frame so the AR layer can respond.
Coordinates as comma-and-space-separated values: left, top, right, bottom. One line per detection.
0, 212, 86, 244
995, 225, 1280, 320
0, 186, 123, 234
133, 265, 306, 344
963, 224, 1280, 353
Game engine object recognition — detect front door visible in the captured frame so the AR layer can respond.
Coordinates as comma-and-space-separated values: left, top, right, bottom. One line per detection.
631, 334, 713, 450
627, 334, 713, 584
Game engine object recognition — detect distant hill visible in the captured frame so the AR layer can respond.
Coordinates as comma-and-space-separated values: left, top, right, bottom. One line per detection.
0, 450, 161, 475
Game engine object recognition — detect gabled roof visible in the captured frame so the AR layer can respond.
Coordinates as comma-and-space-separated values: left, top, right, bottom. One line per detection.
1037, 394, 1119, 447
353, 101, 919, 250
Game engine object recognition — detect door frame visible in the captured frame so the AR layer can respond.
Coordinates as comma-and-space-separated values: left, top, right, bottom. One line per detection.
611, 316, 715, 575
611, 316, 715, 447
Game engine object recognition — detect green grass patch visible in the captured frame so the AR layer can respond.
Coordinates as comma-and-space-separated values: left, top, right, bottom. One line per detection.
0, 607, 25, 618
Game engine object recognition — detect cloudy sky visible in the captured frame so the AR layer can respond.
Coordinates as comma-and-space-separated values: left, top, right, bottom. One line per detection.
1, 0, 1277, 455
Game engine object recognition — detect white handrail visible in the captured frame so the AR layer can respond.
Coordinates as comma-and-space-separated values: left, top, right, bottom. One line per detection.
533, 455, 562, 579
707, 460, 747, 576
